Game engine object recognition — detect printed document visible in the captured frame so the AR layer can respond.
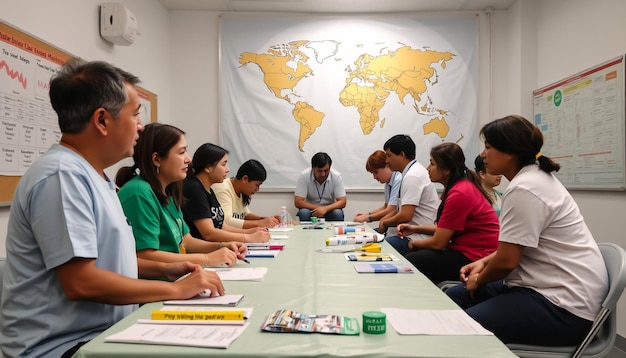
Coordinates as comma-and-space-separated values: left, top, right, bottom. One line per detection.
381, 308, 493, 335
207, 267, 268, 281
105, 322, 249, 348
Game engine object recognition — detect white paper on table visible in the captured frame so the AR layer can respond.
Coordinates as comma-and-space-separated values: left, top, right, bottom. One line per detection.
270, 234, 289, 239
154, 306, 253, 314
105, 322, 249, 348
328, 221, 361, 227
381, 308, 493, 336
246, 250, 280, 258
268, 227, 293, 232
164, 294, 244, 306
205, 267, 268, 281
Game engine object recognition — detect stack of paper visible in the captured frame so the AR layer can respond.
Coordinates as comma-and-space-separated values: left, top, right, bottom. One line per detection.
246, 242, 285, 250
208, 267, 268, 281
268, 227, 293, 232
246, 250, 280, 258
105, 307, 253, 348
164, 294, 244, 306
381, 308, 493, 336
105, 321, 249, 348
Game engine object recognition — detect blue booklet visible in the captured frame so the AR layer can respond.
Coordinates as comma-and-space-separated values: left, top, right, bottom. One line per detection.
353, 262, 414, 273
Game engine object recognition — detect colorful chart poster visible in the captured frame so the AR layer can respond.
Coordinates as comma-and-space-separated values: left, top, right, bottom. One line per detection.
533, 55, 625, 190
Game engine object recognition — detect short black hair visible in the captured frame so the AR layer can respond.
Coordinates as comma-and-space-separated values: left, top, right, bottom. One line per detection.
383, 134, 416, 160
311, 152, 332, 168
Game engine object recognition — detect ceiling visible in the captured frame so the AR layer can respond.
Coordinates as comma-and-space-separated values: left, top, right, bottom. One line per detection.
158, 0, 518, 13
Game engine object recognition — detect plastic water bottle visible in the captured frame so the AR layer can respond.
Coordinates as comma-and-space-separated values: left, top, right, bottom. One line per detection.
280, 206, 289, 227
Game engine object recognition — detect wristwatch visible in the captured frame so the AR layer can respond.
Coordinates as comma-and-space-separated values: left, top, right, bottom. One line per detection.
368, 213, 373, 222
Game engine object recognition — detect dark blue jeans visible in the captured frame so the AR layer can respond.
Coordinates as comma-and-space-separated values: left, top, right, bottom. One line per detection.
296, 208, 344, 221
384, 235, 411, 256
446, 282, 592, 346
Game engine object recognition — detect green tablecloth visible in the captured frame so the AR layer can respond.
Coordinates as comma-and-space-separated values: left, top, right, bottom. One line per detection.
74, 224, 515, 358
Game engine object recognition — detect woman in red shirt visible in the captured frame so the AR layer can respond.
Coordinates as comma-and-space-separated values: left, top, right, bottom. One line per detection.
397, 142, 499, 284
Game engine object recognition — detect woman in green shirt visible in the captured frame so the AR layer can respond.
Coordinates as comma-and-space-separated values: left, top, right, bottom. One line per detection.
116, 123, 247, 269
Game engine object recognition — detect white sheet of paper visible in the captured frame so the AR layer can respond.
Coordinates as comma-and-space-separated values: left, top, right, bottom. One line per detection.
207, 267, 268, 281
268, 227, 293, 232
246, 241, 286, 247
246, 250, 280, 258
163, 294, 244, 306
270, 234, 289, 239
155, 306, 253, 314
381, 308, 493, 336
105, 322, 249, 348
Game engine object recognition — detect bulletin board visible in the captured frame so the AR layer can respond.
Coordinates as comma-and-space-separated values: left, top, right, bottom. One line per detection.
0, 20, 158, 205
533, 55, 625, 190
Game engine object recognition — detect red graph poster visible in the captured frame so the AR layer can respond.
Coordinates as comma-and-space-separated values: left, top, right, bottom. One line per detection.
0, 21, 157, 204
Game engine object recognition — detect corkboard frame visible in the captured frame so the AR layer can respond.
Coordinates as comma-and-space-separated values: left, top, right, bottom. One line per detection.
0, 20, 157, 206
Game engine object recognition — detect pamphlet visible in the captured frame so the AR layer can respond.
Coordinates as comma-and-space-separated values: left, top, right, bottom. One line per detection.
246, 242, 285, 250
353, 262, 414, 273
344, 253, 398, 261
261, 309, 360, 335
246, 250, 280, 258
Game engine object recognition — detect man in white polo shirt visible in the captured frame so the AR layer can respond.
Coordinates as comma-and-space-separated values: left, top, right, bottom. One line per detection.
380, 134, 439, 256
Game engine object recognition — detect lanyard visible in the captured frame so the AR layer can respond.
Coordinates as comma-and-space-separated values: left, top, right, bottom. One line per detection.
398, 160, 417, 196
316, 180, 327, 201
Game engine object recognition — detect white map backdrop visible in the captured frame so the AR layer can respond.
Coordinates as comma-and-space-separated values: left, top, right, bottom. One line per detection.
220, 15, 478, 189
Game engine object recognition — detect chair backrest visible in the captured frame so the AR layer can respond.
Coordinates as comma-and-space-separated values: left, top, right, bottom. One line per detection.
572, 243, 626, 357
598, 243, 626, 311
509, 242, 626, 358
0, 258, 5, 301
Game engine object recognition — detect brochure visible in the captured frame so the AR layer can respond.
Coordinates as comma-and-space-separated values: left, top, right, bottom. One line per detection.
261, 309, 360, 335
344, 253, 398, 261
353, 262, 414, 273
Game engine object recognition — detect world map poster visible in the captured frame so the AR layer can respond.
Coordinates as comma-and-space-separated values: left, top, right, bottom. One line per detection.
220, 16, 478, 189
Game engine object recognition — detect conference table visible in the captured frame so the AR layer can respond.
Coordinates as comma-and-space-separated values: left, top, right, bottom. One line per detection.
74, 224, 515, 358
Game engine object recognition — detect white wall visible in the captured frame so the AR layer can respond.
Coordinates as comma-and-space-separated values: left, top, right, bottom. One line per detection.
0, 0, 172, 257
3, 0, 626, 337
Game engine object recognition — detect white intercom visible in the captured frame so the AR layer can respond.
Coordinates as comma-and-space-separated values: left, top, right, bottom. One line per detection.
100, 3, 139, 46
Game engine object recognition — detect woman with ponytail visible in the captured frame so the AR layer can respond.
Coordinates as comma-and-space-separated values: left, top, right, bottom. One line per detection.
116, 123, 247, 272
182, 144, 271, 243
396, 142, 499, 284
446, 115, 609, 346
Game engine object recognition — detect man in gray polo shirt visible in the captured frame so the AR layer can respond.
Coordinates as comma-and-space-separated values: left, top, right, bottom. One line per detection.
294, 152, 346, 221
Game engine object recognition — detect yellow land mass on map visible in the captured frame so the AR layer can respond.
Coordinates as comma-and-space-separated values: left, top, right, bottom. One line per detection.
339, 83, 389, 135
423, 117, 450, 138
353, 46, 454, 103
239, 52, 313, 101
341, 46, 454, 135
293, 101, 325, 151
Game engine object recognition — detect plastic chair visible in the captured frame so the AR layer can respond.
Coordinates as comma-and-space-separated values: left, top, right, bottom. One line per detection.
508, 242, 626, 358
437, 280, 462, 292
